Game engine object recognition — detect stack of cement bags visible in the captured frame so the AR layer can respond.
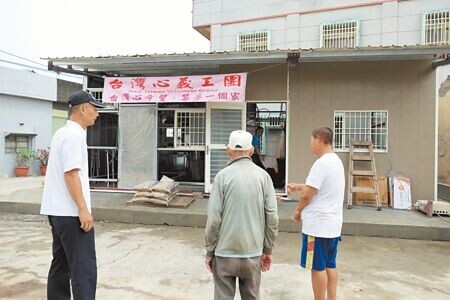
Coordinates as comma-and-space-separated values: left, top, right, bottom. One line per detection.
129, 176, 179, 206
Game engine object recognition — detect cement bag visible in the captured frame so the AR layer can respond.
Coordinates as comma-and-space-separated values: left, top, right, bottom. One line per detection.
134, 181, 155, 192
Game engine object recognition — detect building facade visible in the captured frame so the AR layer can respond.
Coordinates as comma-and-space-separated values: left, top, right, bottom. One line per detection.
193, 0, 450, 51
0, 66, 82, 177
48, 46, 447, 202
0, 66, 56, 177
191, 0, 450, 201
46, 0, 450, 202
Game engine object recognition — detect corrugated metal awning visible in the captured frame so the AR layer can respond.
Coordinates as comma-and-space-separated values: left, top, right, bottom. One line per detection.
46, 46, 450, 77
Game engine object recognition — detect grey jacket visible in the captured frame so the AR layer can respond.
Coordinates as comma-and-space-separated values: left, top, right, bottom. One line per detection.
205, 156, 279, 258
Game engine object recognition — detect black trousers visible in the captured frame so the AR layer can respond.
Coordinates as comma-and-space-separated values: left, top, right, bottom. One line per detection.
251, 154, 265, 170
47, 216, 97, 300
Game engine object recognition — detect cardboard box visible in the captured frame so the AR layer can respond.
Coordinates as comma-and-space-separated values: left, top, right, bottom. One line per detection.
389, 176, 412, 210
354, 176, 389, 207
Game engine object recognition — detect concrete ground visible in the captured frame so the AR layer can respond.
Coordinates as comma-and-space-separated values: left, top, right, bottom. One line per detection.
1, 177, 449, 241
0, 213, 449, 300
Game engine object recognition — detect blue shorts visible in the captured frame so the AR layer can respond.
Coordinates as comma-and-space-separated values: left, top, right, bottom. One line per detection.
300, 233, 341, 271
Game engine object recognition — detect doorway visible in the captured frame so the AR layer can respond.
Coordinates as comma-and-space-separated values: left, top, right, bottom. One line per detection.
246, 102, 287, 191
87, 110, 119, 187
205, 102, 246, 192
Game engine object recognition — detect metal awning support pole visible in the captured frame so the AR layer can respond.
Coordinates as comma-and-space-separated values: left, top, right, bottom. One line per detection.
432, 59, 450, 69
432, 54, 450, 69
284, 55, 291, 194
106, 151, 110, 188
48, 61, 104, 78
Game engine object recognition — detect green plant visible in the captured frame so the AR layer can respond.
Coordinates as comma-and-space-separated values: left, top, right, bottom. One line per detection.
15, 148, 35, 167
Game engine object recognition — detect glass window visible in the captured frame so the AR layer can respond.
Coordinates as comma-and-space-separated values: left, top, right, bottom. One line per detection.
334, 111, 388, 152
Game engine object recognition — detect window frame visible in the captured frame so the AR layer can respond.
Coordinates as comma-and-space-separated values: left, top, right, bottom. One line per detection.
333, 110, 389, 153
422, 9, 450, 46
5, 134, 34, 154
320, 20, 360, 49
174, 108, 206, 151
237, 30, 271, 52
157, 107, 206, 151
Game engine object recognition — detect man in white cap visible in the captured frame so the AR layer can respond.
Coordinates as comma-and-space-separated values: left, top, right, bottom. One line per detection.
205, 130, 279, 300
41, 90, 106, 300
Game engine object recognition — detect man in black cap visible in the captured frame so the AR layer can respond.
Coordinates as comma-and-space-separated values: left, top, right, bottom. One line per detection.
41, 90, 106, 300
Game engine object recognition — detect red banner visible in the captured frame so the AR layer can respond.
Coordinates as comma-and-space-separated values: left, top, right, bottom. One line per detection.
102, 73, 247, 103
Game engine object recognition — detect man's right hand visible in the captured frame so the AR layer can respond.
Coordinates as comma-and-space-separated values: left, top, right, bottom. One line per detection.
292, 209, 302, 224
79, 208, 94, 232
286, 183, 305, 195
286, 183, 298, 195
261, 253, 272, 272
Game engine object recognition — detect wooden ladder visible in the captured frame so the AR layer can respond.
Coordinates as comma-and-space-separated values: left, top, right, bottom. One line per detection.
347, 140, 381, 211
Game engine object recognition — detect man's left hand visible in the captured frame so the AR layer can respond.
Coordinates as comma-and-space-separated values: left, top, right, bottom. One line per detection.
205, 256, 213, 273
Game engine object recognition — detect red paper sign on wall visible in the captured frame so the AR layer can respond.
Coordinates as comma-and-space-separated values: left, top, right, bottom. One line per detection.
102, 73, 247, 103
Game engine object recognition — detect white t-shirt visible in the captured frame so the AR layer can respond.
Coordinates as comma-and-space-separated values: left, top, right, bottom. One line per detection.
40, 120, 91, 216
302, 152, 345, 238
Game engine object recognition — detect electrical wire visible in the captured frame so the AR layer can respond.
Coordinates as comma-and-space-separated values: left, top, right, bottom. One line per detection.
0, 58, 81, 79
0, 49, 82, 79
247, 63, 284, 74
0, 58, 48, 72
0, 49, 47, 67
436, 212, 450, 223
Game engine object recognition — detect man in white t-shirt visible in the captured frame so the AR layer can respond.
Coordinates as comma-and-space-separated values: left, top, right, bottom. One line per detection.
287, 127, 345, 300
41, 90, 105, 300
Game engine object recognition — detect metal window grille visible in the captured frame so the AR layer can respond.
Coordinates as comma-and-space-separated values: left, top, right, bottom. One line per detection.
175, 109, 206, 149
321, 21, 358, 48
5, 135, 32, 154
87, 88, 103, 102
424, 10, 450, 45
88, 88, 118, 108
334, 111, 388, 152
238, 31, 269, 52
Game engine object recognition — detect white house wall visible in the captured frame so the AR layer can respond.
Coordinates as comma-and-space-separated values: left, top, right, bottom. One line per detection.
0, 66, 55, 177
193, 0, 450, 51
0, 67, 57, 101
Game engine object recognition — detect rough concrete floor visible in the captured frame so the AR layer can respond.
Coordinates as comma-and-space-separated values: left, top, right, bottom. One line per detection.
0, 213, 449, 300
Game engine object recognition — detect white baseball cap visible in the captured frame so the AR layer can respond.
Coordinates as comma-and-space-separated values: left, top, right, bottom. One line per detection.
227, 130, 253, 151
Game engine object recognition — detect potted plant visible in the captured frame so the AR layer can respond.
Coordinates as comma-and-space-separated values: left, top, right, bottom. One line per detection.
14, 148, 35, 177
36, 147, 50, 176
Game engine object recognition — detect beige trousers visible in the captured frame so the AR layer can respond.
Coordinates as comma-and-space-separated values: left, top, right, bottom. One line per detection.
212, 256, 261, 300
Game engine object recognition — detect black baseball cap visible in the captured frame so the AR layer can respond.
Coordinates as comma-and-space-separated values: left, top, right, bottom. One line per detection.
68, 90, 107, 108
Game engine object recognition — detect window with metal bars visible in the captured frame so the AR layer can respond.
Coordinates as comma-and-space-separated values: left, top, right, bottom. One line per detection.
334, 111, 388, 152
238, 31, 269, 52
88, 88, 117, 108
175, 109, 206, 149
5, 134, 33, 154
424, 10, 450, 45
87, 88, 104, 102
321, 21, 359, 48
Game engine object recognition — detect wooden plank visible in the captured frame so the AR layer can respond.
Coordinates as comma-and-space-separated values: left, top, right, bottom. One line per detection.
351, 187, 377, 194
126, 195, 195, 209
351, 141, 372, 146
167, 196, 195, 208
352, 170, 375, 176
352, 155, 373, 161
